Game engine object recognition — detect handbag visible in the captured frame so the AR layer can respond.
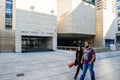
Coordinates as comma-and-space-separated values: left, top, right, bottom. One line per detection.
68, 62, 75, 68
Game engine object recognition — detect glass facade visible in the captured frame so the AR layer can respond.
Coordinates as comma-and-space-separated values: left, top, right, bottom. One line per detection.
117, 6, 120, 10
5, 0, 12, 29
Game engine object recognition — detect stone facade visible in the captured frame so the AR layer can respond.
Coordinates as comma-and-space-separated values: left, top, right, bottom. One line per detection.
57, 0, 117, 47
95, 0, 116, 47
116, 0, 120, 43
0, 0, 117, 52
0, 0, 57, 53
0, 30, 15, 52
0, 0, 15, 52
57, 0, 95, 35
15, 0, 57, 53
0, 0, 5, 30
15, 9, 57, 53
57, 0, 96, 46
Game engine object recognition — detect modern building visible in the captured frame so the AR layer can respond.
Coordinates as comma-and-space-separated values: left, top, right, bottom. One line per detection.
57, 0, 117, 47
116, 0, 120, 43
0, 0, 57, 53
0, 0, 117, 53
95, 0, 116, 47
57, 0, 96, 47
0, 0, 15, 52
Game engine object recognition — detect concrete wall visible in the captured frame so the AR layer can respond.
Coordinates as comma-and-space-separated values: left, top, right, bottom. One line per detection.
15, 9, 57, 53
0, 0, 16, 30
94, 8, 104, 47
0, 0, 5, 29
12, 0, 16, 30
16, 0, 57, 15
0, 0, 16, 53
0, 30, 15, 52
95, 0, 116, 47
72, 0, 95, 35
115, 0, 120, 43
15, 0, 57, 52
57, 0, 95, 35
103, 0, 116, 41
57, 0, 72, 33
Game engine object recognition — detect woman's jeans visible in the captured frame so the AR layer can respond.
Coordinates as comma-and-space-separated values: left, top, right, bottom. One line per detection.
79, 63, 95, 80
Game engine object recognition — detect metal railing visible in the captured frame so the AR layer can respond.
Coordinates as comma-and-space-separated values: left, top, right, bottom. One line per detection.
57, 46, 120, 53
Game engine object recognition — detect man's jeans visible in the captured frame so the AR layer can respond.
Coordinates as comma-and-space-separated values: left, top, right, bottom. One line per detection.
79, 63, 95, 80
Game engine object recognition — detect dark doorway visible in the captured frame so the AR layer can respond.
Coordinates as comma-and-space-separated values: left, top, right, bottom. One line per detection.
22, 36, 53, 52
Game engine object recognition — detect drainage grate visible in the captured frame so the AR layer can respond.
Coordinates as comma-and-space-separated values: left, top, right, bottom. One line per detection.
16, 73, 24, 77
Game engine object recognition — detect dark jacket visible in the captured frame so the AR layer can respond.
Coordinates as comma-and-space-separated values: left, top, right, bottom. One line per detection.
74, 49, 83, 66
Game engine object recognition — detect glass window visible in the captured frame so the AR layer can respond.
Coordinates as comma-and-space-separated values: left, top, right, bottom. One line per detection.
5, 0, 12, 29
6, 2, 12, 10
5, 18, 12, 26
83, 0, 95, 4
6, 9, 12, 13
5, 25, 12, 29
117, 6, 120, 10
118, 20, 120, 25
118, 27, 120, 31
117, 0, 120, 2
117, 36, 120, 43
6, 0, 12, 2
92, 0, 95, 3
105, 39, 114, 47
118, 12, 120, 17
6, 13, 12, 18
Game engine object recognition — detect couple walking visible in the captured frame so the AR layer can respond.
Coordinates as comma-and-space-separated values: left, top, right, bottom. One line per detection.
74, 41, 96, 80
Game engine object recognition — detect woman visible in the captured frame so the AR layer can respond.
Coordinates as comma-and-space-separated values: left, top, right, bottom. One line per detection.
74, 46, 83, 79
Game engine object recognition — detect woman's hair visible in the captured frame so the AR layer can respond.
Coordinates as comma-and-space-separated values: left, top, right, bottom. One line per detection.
76, 45, 83, 52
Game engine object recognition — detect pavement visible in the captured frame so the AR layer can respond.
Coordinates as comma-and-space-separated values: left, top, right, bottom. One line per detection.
0, 50, 120, 80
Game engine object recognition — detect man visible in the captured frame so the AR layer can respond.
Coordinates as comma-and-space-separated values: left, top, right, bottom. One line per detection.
79, 41, 96, 80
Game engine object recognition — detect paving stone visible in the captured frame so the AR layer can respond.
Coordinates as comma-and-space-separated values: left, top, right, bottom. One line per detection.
0, 50, 120, 80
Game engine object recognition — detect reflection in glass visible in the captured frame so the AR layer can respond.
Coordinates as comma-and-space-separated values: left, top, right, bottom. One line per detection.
5, 0, 12, 29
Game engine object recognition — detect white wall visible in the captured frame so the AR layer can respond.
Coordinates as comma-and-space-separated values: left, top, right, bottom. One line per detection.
15, 9, 57, 53
102, 0, 116, 46
57, 0, 95, 35
57, 0, 72, 33
95, 0, 116, 47
16, 0, 57, 16
72, 0, 95, 35
0, 0, 5, 30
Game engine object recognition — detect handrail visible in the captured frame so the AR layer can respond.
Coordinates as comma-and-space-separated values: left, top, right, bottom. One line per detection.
57, 46, 116, 53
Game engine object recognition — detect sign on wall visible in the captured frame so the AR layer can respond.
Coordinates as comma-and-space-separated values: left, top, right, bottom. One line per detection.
110, 44, 116, 51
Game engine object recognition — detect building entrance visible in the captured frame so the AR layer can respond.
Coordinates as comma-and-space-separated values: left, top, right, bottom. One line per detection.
22, 36, 52, 52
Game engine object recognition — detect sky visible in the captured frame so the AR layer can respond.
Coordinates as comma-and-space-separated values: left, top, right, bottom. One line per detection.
16, 0, 57, 15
